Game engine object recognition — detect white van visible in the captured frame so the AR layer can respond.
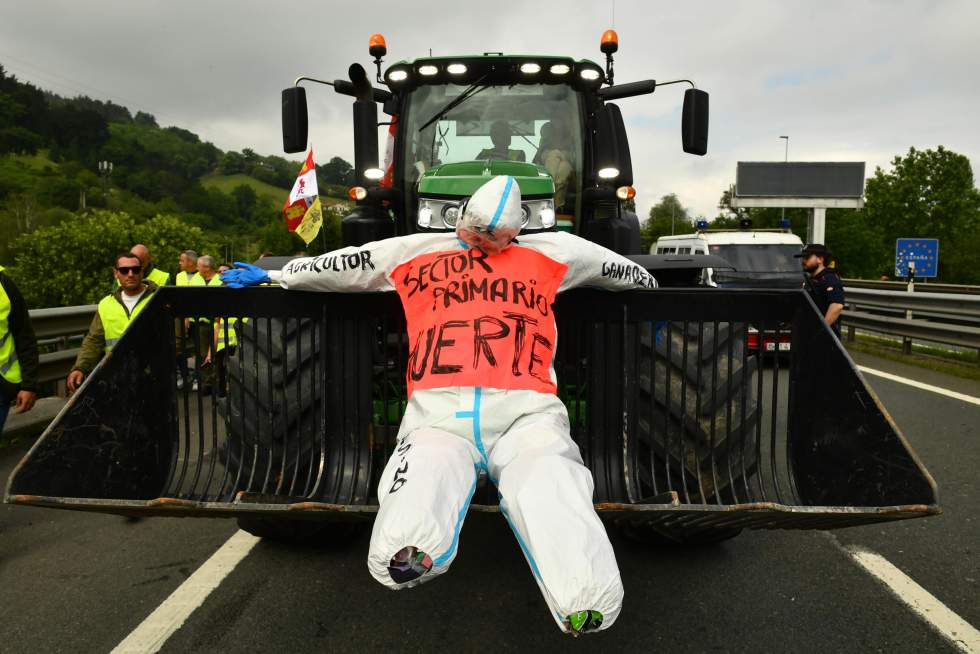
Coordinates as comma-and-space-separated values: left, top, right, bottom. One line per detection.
654, 229, 805, 354
654, 230, 804, 290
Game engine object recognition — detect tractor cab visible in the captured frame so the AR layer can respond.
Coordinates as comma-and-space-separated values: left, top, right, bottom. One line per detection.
281, 33, 710, 255
390, 56, 594, 236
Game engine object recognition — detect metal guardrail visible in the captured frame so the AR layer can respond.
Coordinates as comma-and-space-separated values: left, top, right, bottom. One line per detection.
843, 278, 980, 296
28, 304, 96, 384
843, 287, 980, 350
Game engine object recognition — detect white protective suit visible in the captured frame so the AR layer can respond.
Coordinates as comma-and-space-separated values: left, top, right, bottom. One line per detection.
269, 176, 657, 634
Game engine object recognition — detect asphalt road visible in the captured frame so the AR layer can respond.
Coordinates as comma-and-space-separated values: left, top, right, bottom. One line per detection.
1, 350, 976, 653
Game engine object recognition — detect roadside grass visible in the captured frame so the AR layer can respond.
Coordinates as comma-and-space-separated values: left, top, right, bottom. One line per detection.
846, 334, 980, 382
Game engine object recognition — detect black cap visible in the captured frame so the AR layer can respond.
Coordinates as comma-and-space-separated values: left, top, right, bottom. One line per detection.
795, 243, 830, 258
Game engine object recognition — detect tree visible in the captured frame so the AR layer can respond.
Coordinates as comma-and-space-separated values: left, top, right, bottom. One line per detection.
641, 194, 689, 252
7, 210, 217, 306
134, 111, 158, 127
231, 184, 258, 222
318, 157, 353, 186
219, 151, 246, 174
864, 146, 980, 281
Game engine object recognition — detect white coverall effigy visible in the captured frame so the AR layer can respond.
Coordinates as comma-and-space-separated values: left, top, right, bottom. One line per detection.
268, 176, 657, 633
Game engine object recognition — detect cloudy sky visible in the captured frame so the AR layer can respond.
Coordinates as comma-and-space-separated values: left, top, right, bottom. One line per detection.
1, 0, 977, 220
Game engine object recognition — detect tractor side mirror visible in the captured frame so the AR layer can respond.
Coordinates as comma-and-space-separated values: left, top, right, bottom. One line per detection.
682, 88, 709, 155
281, 87, 309, 154
594, 103, 633, 185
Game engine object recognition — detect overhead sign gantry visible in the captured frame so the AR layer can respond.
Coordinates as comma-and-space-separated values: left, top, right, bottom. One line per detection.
730, 162, 865, 244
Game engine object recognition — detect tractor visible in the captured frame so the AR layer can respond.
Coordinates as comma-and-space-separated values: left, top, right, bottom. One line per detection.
6, 32, 938, 549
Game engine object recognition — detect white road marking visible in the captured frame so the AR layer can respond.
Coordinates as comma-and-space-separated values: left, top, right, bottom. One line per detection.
840, 543, 980, 654
858, 365, 980, 407
112, 530, 260, 654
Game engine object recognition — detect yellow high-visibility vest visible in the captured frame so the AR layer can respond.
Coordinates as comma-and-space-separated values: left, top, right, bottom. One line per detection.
175, 271, 201, 286
98, 290, 152, 353
0, 265, 22, 384
190, 273, 221, 323
215, 316, 248, 352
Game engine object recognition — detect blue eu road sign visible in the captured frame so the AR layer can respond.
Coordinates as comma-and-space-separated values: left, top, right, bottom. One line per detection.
895, 238, 939, 278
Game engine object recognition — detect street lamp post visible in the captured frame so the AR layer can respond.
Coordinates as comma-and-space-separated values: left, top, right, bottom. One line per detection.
779, 136, 789, 225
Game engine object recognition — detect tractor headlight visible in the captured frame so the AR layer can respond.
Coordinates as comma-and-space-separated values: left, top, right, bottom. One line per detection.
519, 199, 556, 230
387, 68, 409, 84
417, 198, 464, 229
442, 203, 461, 226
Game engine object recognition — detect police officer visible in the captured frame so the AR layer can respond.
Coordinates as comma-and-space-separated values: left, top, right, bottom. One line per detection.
797, 244, 845, 337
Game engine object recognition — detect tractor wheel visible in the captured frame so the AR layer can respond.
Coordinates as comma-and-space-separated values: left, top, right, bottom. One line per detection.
633, 320, 760, 505
219, 317, 322, 497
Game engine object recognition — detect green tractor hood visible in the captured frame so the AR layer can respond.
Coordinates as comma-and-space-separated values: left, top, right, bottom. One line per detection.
417, 160, 555, 199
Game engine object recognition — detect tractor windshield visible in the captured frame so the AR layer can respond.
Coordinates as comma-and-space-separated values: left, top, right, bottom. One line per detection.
402, 82, 583, 212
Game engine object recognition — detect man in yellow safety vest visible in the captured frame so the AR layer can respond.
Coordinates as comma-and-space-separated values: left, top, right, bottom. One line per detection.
114, 244, 169, 289
0, 265, 39, 431
175, 249, 201, 287
174, 249, 201, 389
188, 255, 221, 393
68, 252, 158, 392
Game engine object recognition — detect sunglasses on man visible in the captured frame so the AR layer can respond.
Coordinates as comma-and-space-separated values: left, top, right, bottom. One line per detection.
116, 266, 143, 275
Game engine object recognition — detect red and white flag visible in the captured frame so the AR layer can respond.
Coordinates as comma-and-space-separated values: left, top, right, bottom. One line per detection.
380, 116, 397, 188
283, 148, 318, 232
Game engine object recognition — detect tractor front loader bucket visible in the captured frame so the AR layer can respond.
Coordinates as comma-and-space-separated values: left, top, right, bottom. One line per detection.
6, 286, 939, 543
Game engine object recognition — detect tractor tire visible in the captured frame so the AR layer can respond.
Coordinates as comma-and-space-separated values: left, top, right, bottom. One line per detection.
633, 320, 760, 506
219, 317, 322, 497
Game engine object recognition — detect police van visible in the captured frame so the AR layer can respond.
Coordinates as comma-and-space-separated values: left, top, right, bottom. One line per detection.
654, 227, 804, 353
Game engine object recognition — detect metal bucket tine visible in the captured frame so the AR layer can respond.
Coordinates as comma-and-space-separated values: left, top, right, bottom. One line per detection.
754, 320, 767, 501
228, 315, 246, 497
693, 320, 706, 503
276, 317, 291, 496
173, 315, 192, 496
664, 320, 673, 493
709, 320, 722, 504
203, 315, 223, 500
301, 318, 317, 497
647, 320, 658, 496
188, 312, 207, 499
289, 317, 303, 497
784, 329, 799, 504
215, 314, 235, 500
739, 320, 752, 501
245, 316, 260, 493
678, 320, 690, 503
326, 318, 344, 503
626, 316, 640, 502
258, 317, 274, 494
308, 308, 328, 499
770, 321, 783, 503
162, 312, 180, 495
724, 321, 737, 504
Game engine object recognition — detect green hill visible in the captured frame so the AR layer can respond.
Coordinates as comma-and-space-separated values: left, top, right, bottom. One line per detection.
10, 149, 58, 171
201, 173, 289, 210
201, 173, 347, 210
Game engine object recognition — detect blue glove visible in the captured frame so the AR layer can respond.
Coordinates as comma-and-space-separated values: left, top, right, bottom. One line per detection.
221, 262, 271, 288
